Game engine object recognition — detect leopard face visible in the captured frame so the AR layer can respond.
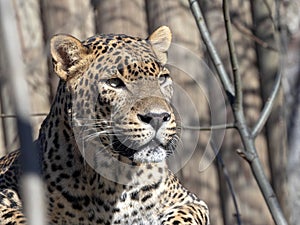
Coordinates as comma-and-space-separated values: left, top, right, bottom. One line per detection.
50, 26, 178, 164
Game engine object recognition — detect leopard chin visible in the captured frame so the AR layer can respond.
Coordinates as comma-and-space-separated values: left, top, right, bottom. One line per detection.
112, 136, 167, 163
133, 147, 166, 163
133, 141, 167, 163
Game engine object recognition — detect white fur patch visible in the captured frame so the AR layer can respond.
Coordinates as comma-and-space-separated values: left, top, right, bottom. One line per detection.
133, 146, 166, 163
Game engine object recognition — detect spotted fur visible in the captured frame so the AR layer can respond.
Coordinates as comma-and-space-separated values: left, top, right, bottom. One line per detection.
0, 26, 209, 225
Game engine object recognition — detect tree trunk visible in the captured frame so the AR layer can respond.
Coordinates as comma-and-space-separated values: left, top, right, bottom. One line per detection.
285, 2, 300, 221
93, 0, 147, 36
14, 0, 50, 138
40, 0, 95, 98
251, 0, 289, 220
0, 0, 49, 154
0, 38, 17, 153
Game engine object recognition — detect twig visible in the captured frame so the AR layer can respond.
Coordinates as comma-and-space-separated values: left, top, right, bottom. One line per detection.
188, 0, 235, 98
222, 0, 242, 112
182, 123, 236, 131
0, 113, 48, 118
211, 141, 242, 225
231, 20, 278, 52
251, 71, 282, 137
262, 0, 277, 29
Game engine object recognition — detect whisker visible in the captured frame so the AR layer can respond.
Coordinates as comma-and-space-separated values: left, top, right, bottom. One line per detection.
83, 132, 112, 142
71, 118, 115, 127
73, 117, 113, 122
79, 127, 113, 134
72, 123, 115, 128
81, 129, 122, 137
167, 135, 182, 155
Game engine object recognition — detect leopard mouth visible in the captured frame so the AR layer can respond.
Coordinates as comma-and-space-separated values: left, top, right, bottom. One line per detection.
112, 136, 167, 163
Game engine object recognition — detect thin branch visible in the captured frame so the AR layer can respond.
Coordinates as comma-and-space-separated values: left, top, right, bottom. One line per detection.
262, 0, 277, 29
0, 113, 48, 118
211, 141, 242, 225
188, 0, 235, 98
182, 123, 236, 131
251, 71, 282, 137
231, 20, 278, 52
223, 0, 242, 112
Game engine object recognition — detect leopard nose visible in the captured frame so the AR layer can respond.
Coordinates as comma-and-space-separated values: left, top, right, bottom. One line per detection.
137, 112, 171, 130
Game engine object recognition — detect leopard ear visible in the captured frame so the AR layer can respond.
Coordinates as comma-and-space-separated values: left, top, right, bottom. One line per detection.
50, 34, 91, 80
148, 26, 172, 65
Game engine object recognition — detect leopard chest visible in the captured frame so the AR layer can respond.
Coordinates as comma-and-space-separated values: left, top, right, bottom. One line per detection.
110, 189, 162, 225
102, 182, 165, 224
46, 175, 166, 225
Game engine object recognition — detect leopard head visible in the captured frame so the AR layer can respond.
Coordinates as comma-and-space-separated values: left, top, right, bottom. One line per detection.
50, 26, 178, 164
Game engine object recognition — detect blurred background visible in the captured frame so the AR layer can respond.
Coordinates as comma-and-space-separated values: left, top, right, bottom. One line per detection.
0, 0, 299, 224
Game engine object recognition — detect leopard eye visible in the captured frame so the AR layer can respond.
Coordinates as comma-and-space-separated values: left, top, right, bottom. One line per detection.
158, 74, 170, 85
106, 78, 126, 88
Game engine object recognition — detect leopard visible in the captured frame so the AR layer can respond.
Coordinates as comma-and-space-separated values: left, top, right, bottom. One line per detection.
0, 26, 209, 225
